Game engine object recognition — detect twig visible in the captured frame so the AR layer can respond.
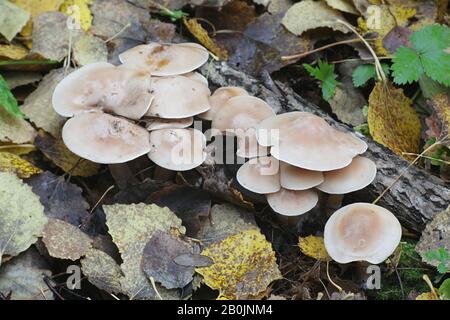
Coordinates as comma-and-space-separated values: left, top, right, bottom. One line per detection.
104, 23, 132, 43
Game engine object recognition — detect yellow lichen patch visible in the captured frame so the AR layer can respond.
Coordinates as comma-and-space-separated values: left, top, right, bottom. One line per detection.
11, 0, 65, 44
0, 44, 29, 60
60, 0, 92, 32
182, 18, 228, 60
0, 151, 41, 178
368, 82, 421, 160
196, 229, 282, 300
298, 235, 331, 261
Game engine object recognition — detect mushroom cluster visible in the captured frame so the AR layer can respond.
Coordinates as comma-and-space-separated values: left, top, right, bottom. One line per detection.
52, 42, 210, 170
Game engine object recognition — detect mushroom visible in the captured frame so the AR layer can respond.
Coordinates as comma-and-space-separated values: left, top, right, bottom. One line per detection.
145, 75, 211, 119
198, 87, 249, 121
256, 112, 367, 170
118, 42, 209, 76
212, 96, 275, 158
266, 188, 319, 216
148, 128, 207, 171
324, 203, 402, 264
280, 161, 324, 190
183, 72, 208, 86
143, 117, 193, 131
236, 156, 280, 194
62, 112, 151, 164
52, 62, 153, 120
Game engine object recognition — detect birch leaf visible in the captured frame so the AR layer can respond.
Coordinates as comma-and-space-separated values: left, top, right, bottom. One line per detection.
0, 151, 41, 178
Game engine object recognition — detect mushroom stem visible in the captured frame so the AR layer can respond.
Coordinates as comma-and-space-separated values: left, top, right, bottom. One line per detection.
153, 166, 176, 181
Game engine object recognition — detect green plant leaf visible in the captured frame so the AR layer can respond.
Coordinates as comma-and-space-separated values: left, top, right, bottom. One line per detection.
392, 47, 423, 85
425, 247, 450, 274
439, 279, 450, 300
303, 60, 340, 101
352, 63, 391, 87
0, 74, 24, 118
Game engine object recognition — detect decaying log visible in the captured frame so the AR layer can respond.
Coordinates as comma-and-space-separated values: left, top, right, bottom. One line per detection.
198, 62, 450, 233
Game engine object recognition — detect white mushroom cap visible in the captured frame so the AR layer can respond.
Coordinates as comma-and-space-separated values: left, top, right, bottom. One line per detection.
236, 156, 280, 194
52, 62, 153, 120
280, 161, 324, 190
198, 87, 249, 121
62, 112, 151, 164
118, 42, 209, 76
257, 112, 368, 171
146, 75, 211, 119
212, 96, 275, 158
324, 203, 402, 264
182, 72, 208, 86
316, 156, 377, 194
144, 117, 193, 131
266, 188, 319, 216
148, 128, 206, 171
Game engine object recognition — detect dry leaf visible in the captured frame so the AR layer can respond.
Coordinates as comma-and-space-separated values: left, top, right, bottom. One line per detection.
183, 18, 227, 60
2, 71, 42, 89
196, 229, 282, 300
60, 0, 93, 32
72, 34, 108, 66
0, 44, 29, 60
0, 0, 30, 42
0, 151, 41, 178
298, 235, 332, 261
0, 107, 36, 144
282, 0, 349, 36
425, 93, 450, 144
325, 0, 358, 14
368, 82, 421, 159
416, 291, 439, 300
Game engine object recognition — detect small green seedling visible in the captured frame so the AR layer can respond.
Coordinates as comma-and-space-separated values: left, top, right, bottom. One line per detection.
303, 60, 340, 101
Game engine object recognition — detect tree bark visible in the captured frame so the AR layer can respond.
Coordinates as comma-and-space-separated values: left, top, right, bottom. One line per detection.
198, 62, 450, 233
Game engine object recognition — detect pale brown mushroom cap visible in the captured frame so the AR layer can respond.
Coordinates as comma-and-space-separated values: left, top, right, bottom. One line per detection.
146, 75, 211, 119
62, 112, 151, 164
236, 156, 280, 194
235, 131, 269, 159
280, 161, 324, 190
324, 203, 402, 264
257, 112, 368, 171
52, 62, 153, 120
148, 128, 206, 171
316, 156, 377, 194
118, 42, 209, 76
198, 87, 249, 121
266, 188, 319, 216
143, 117, 193, 131
182, 72, 208, 86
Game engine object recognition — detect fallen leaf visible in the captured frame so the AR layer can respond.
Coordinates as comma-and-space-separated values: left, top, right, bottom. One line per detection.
0, 0, 30, 42
382, 26, 412, 54
0, 106, 36, 144
329, 291, 366, 300
142, 231, 197, 289
34, 131, 100, 177
0, 172, 47, 259
42, 218, 92, 260
0, 248, 53, 300
72, 34, 108, 66
325, 0, 358, 14
27, 171, 91, 227
196, 203, 259, 246
282, 0, 349, 36
60, 0, 93, 32
80, 248, 123, 294
196, 229, 282, 300
416, 291, 439, 300
2, 71, 42, 89
298, 235, 331, 261
0, 151, 41, 178
21, 68, 70, 137
183, 18, 227, 60
0, 44, 29, 60
425, 93, 449, 145
368, 81, 421, 159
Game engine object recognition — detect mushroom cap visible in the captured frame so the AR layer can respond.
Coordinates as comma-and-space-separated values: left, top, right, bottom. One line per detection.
146, 75, 211, 119
144, 117, 193, 131
324, 203, 402, 264
236, 131, 269, 159
236, 156, 280, 194
316, 156, 377, 194
148, 128, 206, 171
118, 42, 209, 76
53, 63, 153, 120
280, 161, 324, 190
62, 112, 151, 164
266, 188, 318, 216
198, 87, 249, 121
257, 112, 368, 171
182, 72, 208, 86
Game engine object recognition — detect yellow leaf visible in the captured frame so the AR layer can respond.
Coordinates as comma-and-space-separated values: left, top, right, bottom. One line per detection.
298, 235, 331, 261
183, 18, 227, 60
0, 143, 36, 155
60, 0, 92, 32
0, 44, 29, 60
368, 82, 421, 160
416, 291, 439, 300
11, 0, 65, 43
0, 152, 41, 178
196, 229, 282, 300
